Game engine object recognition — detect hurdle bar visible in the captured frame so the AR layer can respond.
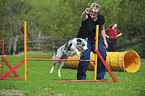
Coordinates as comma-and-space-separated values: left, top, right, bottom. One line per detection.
0, 21, 96, 81
56, 25, 118, 83
0, 22, 27, 80
24, 21, 27, 80
94, 25, 99, 80
27, 58, 95, 62
23, 23, 117, 82
0, 21, 118, 82
57, 80, 115, 82
0, 37, 22, 80
1, 37, 4, 76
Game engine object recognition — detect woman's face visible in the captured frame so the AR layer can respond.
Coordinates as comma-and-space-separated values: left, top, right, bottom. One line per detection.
113, 24, 117, 28
90, 12, 99, 20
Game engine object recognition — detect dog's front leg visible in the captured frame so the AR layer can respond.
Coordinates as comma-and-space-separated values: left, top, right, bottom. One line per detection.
58, 61, 65, 77
75, 49, 80, 56
71, 51, 75, 55
50, 62, 57, 74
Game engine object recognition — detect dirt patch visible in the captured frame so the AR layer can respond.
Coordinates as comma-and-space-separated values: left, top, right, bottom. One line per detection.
0, 89, 28, 96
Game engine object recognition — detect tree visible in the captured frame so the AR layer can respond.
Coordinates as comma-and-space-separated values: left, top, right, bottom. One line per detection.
95, 0, 145, 40
0, 0, 39, 55
0, 0, 144, 54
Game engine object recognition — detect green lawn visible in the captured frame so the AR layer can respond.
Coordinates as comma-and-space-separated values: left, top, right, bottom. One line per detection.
0, 52, 145, 96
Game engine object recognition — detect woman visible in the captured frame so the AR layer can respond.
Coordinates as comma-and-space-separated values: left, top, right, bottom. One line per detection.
106, 22, 122, 51
77, 3, 108, 80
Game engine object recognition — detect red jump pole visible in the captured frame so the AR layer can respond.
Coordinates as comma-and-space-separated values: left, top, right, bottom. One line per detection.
27, 58, 95, 62
1, 37, 19, 78
1, 37, 4, 76
0, 59, 24, 79
57, 80, 114, 82
2, 58, 19, 77
2, 78, 25, 80
95, 50, 118, 83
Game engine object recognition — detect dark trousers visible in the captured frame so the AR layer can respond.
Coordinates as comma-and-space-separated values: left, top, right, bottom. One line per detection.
108, 39, 117, 52
77, 39, 107, 80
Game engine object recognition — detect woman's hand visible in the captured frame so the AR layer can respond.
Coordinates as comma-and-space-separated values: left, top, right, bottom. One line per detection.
116, 33, 122, 38
106, 35, 109, 39
81, 8, 90, 21
85, 8, 90, 14
104, 41, 108, 49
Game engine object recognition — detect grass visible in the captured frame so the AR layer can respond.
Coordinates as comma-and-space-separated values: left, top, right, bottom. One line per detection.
0, 52, 145, 96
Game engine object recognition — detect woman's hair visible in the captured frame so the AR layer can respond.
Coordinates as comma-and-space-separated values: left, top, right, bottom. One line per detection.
106, 22, 118, 34
90, 3, 101, 13
106, 22, 117, 30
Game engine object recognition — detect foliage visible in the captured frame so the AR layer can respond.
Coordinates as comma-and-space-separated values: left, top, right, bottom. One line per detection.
0, 0, 144, 54
0, 0, 144, 38
24, 0, 145, 39
0, 0, 40, 54
0, 53, 144, 95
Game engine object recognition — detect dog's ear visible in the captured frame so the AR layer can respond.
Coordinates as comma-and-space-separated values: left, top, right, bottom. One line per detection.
65, 42, 72, 51
67, 43, 72, 50
77, 39, 82, 45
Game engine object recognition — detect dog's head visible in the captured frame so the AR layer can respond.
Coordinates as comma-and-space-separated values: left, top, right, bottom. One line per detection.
63, 38, 88, 56
75, 38, 88, 52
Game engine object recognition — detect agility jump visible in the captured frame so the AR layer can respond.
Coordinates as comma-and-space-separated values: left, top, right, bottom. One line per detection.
0, 21, 118, 82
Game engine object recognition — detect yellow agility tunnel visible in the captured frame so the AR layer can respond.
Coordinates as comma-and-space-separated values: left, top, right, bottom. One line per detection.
64, 50, 141, 73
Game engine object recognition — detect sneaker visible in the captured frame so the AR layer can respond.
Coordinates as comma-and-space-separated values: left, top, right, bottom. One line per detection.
100, 78, 107, 80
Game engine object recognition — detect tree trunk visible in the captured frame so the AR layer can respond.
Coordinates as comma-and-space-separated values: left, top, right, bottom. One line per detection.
8, 38, 12, 55
13, 35, 19, 55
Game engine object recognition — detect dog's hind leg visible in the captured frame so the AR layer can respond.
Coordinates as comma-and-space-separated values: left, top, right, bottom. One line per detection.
58, 61, 65, 77
50, 62, 57, 74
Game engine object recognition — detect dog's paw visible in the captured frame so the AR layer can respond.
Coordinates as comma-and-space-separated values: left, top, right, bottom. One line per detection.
76, 52, 80, 56
58, 74, 61, 77
50, 69, 53, 74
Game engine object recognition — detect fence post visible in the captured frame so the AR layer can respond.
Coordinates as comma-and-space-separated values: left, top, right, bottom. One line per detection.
52, 38, 55, 52
38, 30, 41, 52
